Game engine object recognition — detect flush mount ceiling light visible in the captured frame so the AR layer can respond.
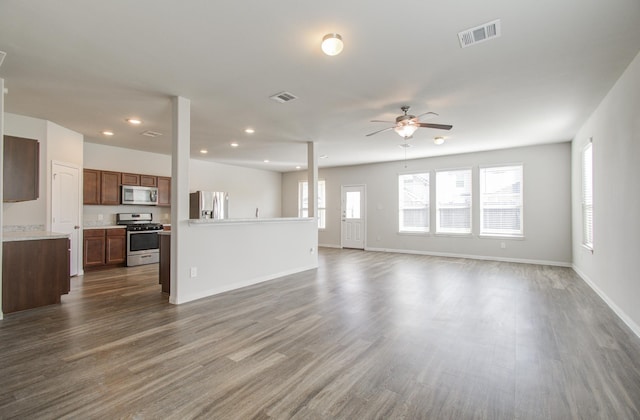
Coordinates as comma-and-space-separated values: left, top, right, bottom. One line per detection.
263, 159, 270, 163
244, 128, 255, 134
102, 130, 114, 136
200, 149, 208, 154
321, 33, 343, 56
126, 118, 142, 125
230, 142, 239, 148
434, 136, 445, 145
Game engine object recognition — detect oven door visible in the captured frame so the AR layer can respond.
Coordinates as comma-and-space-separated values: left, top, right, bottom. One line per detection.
127, 230, 160, 266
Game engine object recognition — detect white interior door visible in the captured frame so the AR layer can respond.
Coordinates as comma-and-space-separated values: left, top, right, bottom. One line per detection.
52, 161, 81, 276
341, 185, 365, 249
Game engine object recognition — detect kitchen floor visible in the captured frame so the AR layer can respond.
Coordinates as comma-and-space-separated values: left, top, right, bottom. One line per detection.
1, 249, 639, 419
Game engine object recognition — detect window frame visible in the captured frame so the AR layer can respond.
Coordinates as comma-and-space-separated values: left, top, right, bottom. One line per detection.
398, 172, 430, 234
478, 164, 524, 238
435, 168, 473, 235
298, 179, 326, 229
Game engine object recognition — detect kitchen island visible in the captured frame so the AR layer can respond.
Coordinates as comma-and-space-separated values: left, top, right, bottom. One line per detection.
165, 217, 318, 304
2, 231, 70, 313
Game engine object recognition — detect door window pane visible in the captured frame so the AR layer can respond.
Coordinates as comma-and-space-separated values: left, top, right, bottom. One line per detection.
345, 191, 361, 219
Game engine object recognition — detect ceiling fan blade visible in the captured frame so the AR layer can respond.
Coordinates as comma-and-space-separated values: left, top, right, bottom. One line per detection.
370, 119, 394, 123
417, 122, 453, 130
366, 126, 395, 137
415, 111, 439, 119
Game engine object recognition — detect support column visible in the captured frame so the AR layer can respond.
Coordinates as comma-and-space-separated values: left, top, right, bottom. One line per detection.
307, 142, 318, 220
0, 78, 5, 319
170, 96, 190, 304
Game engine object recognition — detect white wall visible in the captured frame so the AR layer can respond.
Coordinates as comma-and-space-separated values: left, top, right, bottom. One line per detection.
572, 51, 640, 336
174, 219, 318, 304
2, 114, 83, 229
2, 113, 48, 227
190, 158, 281, 218
283, 142, 572, 266
83, 143, 282, 222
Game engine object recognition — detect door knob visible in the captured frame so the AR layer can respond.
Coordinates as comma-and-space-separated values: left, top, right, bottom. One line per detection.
74, 225, 80, 229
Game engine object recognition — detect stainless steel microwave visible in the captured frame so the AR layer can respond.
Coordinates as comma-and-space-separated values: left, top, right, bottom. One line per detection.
121, 185, 158, 205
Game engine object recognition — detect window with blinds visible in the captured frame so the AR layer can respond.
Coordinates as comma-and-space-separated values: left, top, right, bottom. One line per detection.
479, 165, 523, 237
436, 169, 472, 234
299, 180, 326, 229
582, 143, 593, 249
399, 173, 429, 233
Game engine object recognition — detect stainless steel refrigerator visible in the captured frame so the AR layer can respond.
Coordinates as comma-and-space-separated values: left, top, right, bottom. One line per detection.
189, 191, 229, 219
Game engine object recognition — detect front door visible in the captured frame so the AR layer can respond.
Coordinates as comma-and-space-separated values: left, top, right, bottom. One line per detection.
341, 185, 365, 249
52, 161, 81, 276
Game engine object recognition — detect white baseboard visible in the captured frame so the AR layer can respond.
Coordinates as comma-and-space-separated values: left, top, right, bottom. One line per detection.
572, 264, 640, 339
318, 243, 341, 249
364, 246, 572, 267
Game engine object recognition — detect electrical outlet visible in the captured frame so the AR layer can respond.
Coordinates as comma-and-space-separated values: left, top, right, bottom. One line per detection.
500, 241, 506, 249
190, 267, 198, 278
98, 214, 103, 221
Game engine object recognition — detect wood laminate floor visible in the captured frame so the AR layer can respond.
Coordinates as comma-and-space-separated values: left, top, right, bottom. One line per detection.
1, 248, 640, 419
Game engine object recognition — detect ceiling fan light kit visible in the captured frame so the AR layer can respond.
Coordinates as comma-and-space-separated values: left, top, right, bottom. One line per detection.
321, 33, 343, 56
366, 105, 453, 139
394, 122, 419, 139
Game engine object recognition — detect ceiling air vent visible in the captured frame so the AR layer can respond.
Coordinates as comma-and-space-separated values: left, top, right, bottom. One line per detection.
0, 51, 6, 67
140, 130, 163, 138
269, 91, 298, 103
458, 19, 501, 48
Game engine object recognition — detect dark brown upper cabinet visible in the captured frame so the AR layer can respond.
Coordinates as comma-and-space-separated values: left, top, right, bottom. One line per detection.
3, 135, 40, 202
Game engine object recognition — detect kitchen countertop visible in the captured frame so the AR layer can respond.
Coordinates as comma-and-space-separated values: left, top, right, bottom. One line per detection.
188, 217, 313, 226
3, 231, 70, 242
83, 225, 126, 230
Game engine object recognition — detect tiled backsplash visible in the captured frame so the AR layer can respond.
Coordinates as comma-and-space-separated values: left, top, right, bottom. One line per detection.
83, 205, 171, 227
3, 224, 46, 232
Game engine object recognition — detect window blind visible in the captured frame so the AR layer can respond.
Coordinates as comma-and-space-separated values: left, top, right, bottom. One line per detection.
436, 169, 472, 234
479, 165, 523, 236
399, 173, 429, 233
582, 144, 593, 248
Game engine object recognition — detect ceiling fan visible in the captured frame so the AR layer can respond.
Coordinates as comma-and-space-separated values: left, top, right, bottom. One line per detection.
366, 106, 453, 139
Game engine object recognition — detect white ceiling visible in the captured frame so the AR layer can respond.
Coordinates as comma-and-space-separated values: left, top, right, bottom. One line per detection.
1, 0, 639, 172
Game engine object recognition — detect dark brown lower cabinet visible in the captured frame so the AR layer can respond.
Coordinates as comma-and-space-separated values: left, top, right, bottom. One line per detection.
2, 238, 70, 314
84, 228, 126, 270
106, 229, 126, 265
159, 233, 170, 294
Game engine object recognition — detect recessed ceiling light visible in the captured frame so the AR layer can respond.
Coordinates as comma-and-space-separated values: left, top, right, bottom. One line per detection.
126, 118, 142, 125
244, 128, 255, 134
200, 149, 208, 154
263, 159, 270, 163
434, 136, 445, 145
102, 130, 114, 136
230, 142, 239, 148
295, 166, 301, 170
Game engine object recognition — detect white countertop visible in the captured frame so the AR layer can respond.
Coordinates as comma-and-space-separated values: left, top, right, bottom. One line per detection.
3, 231, 70, 242
188, 217, 313, 226
83, 225, 126, 230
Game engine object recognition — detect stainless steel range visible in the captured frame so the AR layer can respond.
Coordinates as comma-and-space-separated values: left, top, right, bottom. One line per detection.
116, 213, 163, 267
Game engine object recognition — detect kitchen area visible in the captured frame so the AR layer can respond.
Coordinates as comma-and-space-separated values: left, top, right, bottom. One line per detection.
2, 111, 316, 316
